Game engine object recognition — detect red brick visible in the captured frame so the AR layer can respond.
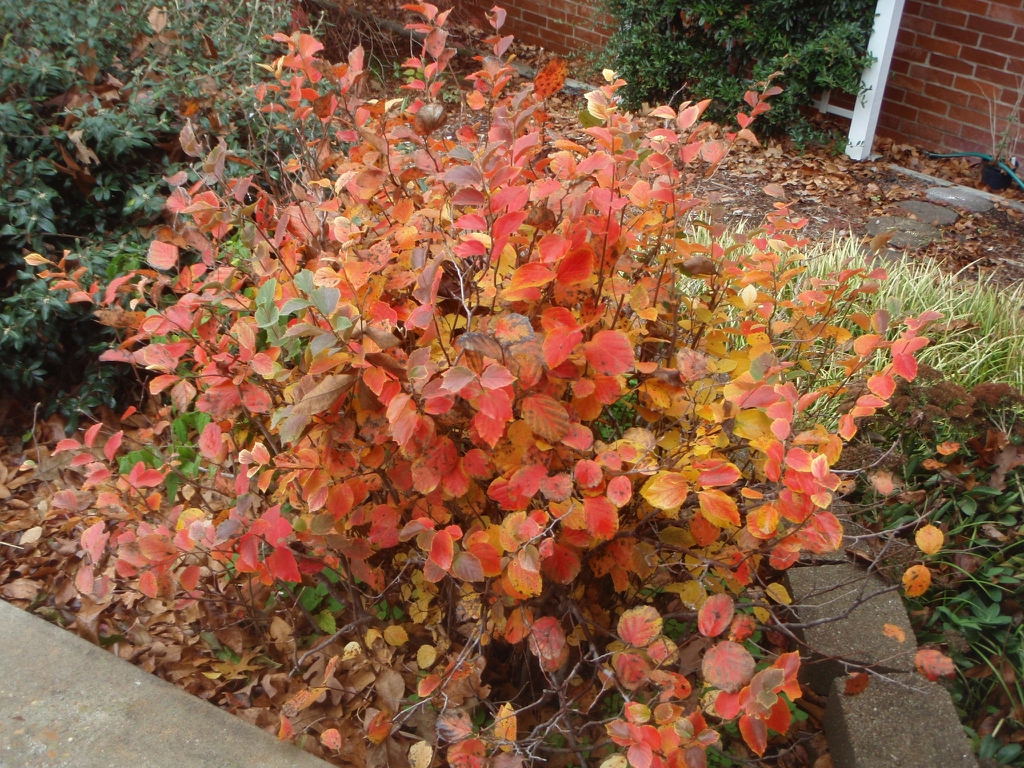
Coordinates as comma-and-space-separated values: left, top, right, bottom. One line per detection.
905, 0, 924, 12
960, 123, 996, 146
915, 34, 961, 56
892, 73, 927, 91
965, 14, 1015, 37
887, 101, 922, 121
1005, 57, 1024, 76
930, 53, 977, 75
892, 57, 912, 74
913, 123, 950, 143
941, 0, 991, 14
988, 2, 1024, 23
933, 22, 982, 45
948, 103, 990, 124
910, 63, 956, 85
925, 82, 970, 108
878, 113, 903, 131
895, 41, 929, 62
961, 46, 1010, 69
1001, 86, 1024, 103
903, 89, 951, 113
923, 5, 969, 24
975, 64, 1023, 86
980, 34, 1024, 58
903, 15, 936, 35
572, 28, 608, 47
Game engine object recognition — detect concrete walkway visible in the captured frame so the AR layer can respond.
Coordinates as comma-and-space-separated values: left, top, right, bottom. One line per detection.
0, 599, 329, 768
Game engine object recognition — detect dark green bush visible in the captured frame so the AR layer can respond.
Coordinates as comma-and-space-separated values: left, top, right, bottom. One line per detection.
603, 0, 875, 134
0, 0, 295, 417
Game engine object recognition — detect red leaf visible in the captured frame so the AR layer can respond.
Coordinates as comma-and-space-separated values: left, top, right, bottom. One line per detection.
543, 326, 583, 369
583, 330, 635, 375
80, 521, 109, 563
613, 652, 650, 690
320, 728, 342, 751
738, 714, 767, 756
480, 364, 515, 390
521, 394, 570, 443
574, 459, 603, 489
702, 640, 755, 693
696, 459, 741, 488
198, 422, 223, 461
53, 438, 81, 454
618, 605, 662, 647
698, 593, 735, 638
915, 649, 955, 681
429, 529, 455, 571
104, 430, 123, 462
844, 672, 870, 695
606, 475, 633, 507
541, 543, 581, 584
266, 546, 302, 582
147, 240, 179, 270
528, 616, 568, 671
584, 495, 618, 541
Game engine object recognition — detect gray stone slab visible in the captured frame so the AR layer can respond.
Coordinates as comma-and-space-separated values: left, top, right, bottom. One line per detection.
0, 599, 329, 768
925, 186, 994, 213
824, 672, 977, 768
897, 200, 959, 226
786, 564, 916, 695
865, 217, 939, 248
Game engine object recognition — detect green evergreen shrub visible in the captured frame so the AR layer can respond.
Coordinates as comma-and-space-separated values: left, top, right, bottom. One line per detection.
0, 0, 295, 418
603, 0, 876, 134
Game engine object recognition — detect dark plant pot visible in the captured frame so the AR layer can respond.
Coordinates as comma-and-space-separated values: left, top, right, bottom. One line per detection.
981, 161, 1011, 190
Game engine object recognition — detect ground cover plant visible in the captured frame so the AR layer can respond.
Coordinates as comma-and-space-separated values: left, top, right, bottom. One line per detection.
844, 374, 1024, 765
14, 4, 955, 766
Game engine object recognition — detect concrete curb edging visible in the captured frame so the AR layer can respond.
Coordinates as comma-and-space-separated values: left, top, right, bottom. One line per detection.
786, 563, 978, 768
0, 599, 331, 768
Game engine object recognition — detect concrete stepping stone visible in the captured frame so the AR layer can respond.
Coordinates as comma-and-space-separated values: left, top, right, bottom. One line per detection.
897, 200, 959, 226
925, 186, 994, 213
786, 563, 916, 696
824, 672, 977, 768
865, 216, 939, 249
0, 599, 330, 768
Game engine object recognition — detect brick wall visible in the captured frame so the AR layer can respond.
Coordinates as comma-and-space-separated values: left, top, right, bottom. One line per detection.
455, 0, 1024, 158
457, 0, 613, 56
878, 0, 1024, 158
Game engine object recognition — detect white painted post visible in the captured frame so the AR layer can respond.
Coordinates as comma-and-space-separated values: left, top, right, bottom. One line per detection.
846, 0, 907, 160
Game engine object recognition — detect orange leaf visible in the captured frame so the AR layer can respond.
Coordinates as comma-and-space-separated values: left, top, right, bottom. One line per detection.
534, 58, 568, 99
147, 240, 179, 270
698, 489, 740, 528
640, 472, 689, 510
882, 623, 906, 643
493, 702, 517, 749
521, 394, 570, 443
915, 649, 955, 681
902, 564, 931, 597
936, 441, 960, 456
618, 605, 662, 647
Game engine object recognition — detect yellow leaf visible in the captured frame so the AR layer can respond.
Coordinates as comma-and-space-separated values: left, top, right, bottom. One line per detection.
641, 471, 690, 511
383, 625, 409, 646
664, 580, 705, 608
494, 702, 517, 750
753, 606, 770, 623
409, 741, 433, 768
765, 583, 791, 605
417, 644, 438, 669
882, 623, 907, 643
914, 524, 944, 555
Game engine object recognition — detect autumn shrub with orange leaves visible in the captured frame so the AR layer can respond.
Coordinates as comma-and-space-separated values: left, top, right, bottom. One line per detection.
37, 4, 944, 766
